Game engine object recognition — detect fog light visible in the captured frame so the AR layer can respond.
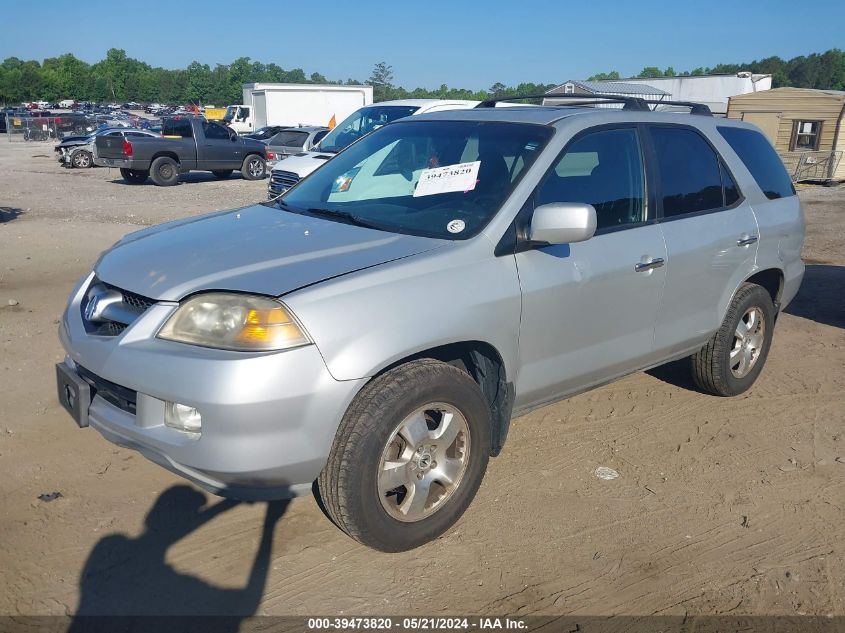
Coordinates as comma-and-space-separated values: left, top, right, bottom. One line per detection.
165, 402, 202, 433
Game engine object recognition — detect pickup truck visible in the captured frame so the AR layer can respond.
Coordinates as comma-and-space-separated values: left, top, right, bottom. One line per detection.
94, 117, 268, 185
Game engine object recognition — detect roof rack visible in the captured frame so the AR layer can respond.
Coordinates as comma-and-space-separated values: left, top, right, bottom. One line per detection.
476, 93, 650, 111
476, 93, 713, 116
643, 100, 713, 116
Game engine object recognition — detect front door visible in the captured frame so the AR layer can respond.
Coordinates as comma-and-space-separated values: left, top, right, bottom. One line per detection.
514, 126, 666, 409
199, 121, 241, 169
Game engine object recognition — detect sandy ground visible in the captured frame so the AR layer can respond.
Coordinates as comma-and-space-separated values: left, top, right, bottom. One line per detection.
0, 140, 843, 621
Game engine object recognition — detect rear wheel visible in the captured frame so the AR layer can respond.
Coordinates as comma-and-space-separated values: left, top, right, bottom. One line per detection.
71, 150, 92, 168
211, 169, 233, 179
317, 359, 491, 552
241, 155, 266, 180
690, 283, 775, 396
150, 156, 179, 186
120, 168, 148, 184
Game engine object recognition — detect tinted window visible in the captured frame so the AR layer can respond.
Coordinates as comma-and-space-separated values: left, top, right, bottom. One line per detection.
162, 118, 193, 138
721, 161, 740, 206
651, 127, 723, 217
203, 121, 230, 140
537, 127, 645, 230
313, 130, 329, 146
318, 105, 420, 153
718, 127, 795, 200
269, 130, 309, 147
281, 120, 552, 240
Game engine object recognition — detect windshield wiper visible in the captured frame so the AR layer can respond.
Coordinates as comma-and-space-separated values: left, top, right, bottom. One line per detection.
305, 207, 386, 231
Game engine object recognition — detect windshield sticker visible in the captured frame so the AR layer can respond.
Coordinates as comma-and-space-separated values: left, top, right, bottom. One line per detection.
447, 219, 466, 234
413, 161, 480, 198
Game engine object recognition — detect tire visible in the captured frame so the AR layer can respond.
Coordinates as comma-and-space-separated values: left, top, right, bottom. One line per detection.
317, 359, 491, 552
120, 168, 149, 184
690, 283, 775, 397
211, 169, 233, 179
71, 150, 92, 169
241, 155, 266, 180
149, 156, 179, 186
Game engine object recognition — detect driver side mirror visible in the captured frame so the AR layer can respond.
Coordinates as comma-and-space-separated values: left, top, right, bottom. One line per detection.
529, 202, 597, 245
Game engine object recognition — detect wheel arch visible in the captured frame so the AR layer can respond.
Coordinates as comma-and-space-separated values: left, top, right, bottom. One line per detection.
150, 151, 180, 165
372, 340, 514, 457
745, 267, 784, 311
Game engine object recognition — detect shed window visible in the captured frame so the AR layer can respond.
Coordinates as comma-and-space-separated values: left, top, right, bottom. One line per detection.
791, 120, 822, 151
564, 84, 575, 94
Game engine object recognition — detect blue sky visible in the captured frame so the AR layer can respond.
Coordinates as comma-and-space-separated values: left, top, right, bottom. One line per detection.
1, 0, 843, 90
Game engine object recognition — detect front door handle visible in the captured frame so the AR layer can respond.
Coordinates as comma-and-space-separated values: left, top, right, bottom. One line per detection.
737, 235, 758, 247
634, 257, 665, 273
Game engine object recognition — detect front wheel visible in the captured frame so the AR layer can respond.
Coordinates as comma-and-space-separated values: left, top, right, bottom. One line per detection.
241, 155, 266, 180
120, 168, 149, 184
690, 283, 775, 396
317, 359, 491, 552
71, 150, 92, 168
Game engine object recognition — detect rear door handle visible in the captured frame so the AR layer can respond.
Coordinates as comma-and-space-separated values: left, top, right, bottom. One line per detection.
634, 257, 665, 272
737, 235, 758, 247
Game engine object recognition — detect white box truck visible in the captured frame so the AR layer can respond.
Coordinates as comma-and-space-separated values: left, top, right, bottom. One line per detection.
225, 83, 373, 135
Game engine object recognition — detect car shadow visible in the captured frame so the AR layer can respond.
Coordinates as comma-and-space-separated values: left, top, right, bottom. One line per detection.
0, 207, 24, 223
783, 263, 845, 329
109, 172, 267, 186
68, 485, 288, 632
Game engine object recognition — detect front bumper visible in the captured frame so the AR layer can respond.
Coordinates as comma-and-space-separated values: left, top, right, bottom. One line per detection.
58, 273, 365, 500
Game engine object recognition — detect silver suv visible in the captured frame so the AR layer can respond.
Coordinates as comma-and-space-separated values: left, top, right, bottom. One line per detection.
56, 96, 805, 551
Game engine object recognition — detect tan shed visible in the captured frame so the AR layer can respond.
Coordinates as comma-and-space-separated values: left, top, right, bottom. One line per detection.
727, 87, 845, 182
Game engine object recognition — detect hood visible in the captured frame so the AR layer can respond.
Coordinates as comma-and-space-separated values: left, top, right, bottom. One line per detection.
271, 151, 334, 178
95, 204, 447, 301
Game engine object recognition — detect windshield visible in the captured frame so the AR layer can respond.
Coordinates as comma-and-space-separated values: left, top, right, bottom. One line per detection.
316, 105, 420, 153
223, 105, 236, 122
279, 120, 552, 240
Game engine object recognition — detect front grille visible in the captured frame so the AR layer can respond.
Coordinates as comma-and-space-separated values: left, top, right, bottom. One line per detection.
77, 365, 137, 415
269, 170, 300, 191
80, 279, 156, 337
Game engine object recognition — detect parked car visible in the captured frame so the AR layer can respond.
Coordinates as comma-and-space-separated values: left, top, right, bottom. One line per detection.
264, 126, 329, 169
93, 117, 267, 184
56, 127, 159, 168
268, 99, 477, 198
241, 125, 288, 141
56, 98, 804, 551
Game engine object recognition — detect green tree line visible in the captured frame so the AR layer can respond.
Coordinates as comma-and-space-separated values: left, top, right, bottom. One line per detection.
1, 48, 843, 106
588, 49, 845, 89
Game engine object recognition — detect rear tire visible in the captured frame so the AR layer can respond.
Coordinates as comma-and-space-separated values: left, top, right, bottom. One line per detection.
241, 155, 266, 180
211, 169, 233, 179
317, 359, 491, 552
690, 283, 775, 396
150, 156, 179, 186
71, 150, 92, 169
120, 168, 148, 184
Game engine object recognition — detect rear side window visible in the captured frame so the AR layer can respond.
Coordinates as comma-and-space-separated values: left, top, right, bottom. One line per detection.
650, 127, 724, 217
162, 118, 193, 138
718, 127, 795, 200
270, 131, 309, 147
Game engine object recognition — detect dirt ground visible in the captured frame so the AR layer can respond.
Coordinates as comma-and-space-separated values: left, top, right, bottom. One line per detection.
0, 139, 843, 621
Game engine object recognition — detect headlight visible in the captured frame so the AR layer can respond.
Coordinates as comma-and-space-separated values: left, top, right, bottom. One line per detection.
157, 293, 310, 352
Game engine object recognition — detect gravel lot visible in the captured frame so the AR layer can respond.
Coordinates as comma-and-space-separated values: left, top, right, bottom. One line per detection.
1, 139, 843, 622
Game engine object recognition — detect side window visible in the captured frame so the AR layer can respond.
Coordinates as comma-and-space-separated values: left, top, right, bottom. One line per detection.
650, 127, 723, 217
203, 121, 230, 140
718, 126, 795, 200
791, 120, 821, 150
536, 127, 645, 230
721, 161, 740, 206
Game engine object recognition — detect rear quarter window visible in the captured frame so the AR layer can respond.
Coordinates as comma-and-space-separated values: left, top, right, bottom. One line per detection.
717, 127, 795, 200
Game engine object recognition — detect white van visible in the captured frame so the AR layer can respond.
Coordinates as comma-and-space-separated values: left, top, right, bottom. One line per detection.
267, 99, 478, 197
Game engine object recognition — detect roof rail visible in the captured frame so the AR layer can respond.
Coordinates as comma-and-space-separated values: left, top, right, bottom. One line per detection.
476, 93, 650, 111
644, 100, 713, 116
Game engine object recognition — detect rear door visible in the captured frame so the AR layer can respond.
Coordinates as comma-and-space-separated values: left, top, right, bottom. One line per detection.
198, 121, 240, 169
514, 125, 667, 408
647, 125, 759, 359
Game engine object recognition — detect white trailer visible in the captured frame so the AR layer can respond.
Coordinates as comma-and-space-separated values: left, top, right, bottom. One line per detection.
225, 83, 373, 134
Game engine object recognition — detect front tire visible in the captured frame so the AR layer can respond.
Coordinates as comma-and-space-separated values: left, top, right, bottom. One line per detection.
71, 150, 92, 168
150, 156, 179, 186
241, 155, 266, 180
690, 283, 775, 396
120, 168, 149, 184
317, 359, 491, 552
